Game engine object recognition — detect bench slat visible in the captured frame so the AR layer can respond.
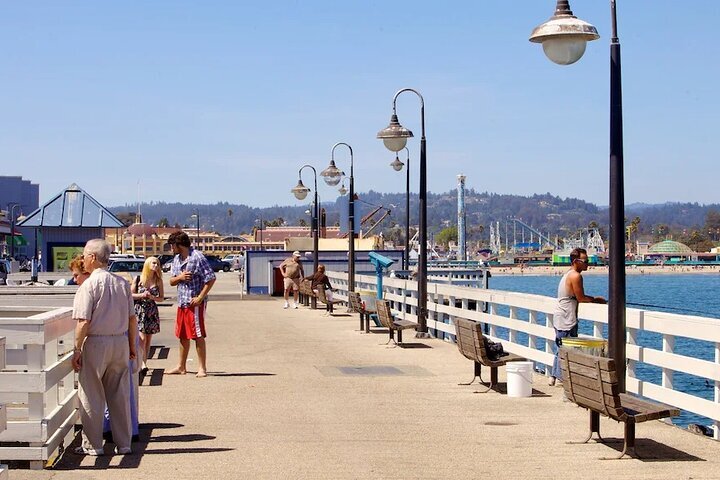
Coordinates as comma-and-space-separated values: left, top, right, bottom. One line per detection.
561, 360, 618, 384
394, 320, 417, 329
565, 382, 622, 409
561, 348, 615, 371
618, 393, 680, 423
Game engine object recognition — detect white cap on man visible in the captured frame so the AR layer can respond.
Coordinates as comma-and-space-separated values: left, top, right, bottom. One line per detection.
293, 251, 301, 257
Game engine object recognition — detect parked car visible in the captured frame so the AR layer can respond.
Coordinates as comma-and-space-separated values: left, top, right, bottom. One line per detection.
221, 254, 244, 271
157, 254, 175, 265
108, 259, 145, 274
205, 255, 231, 272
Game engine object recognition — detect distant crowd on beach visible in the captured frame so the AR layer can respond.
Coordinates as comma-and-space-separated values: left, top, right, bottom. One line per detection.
489, 264, 720, 276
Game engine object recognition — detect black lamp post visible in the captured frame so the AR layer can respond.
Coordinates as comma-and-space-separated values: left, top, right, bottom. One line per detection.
191, 210, 200, 249
377, 88, 429, 336
531, 0, 626, 391
320, 142, 356, 292
8, 203, 21, 260
291, 165, 319, 281
390, 147, 411, 271
256, 215, 264, 250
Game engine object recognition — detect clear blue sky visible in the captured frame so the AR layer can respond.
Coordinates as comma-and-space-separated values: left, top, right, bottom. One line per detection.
1, 1, 718, 208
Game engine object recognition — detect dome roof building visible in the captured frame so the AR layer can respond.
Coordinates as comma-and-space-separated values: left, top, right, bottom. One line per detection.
127, 222, 157, 237
647, 240, 694, 255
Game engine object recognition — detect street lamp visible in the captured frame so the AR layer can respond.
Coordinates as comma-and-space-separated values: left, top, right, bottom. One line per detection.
320, 142, 356, 292
8, 203, 22, 260
377, 88, 429, 336
291, 165, 319, 281
390, 147, 411, 270
529, 0, 599, 65
191, 210, 200, 249
531, 0, 626, 391
255, 216, 264, 250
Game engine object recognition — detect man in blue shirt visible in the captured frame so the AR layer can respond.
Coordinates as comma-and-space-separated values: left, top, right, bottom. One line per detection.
166, 232, 216, 378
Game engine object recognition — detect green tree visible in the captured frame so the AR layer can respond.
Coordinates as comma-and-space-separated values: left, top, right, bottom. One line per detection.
704, 210, 720, 242
158, 217, 170, 228
115, 212, 136, 227
436, 226, 458, 248
686, 229, 714, 252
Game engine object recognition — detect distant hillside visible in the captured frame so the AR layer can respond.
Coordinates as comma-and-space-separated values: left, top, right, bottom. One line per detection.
109, 193, 720, 244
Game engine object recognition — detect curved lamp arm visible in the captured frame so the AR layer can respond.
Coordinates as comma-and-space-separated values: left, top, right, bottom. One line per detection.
392, 88, 425, 139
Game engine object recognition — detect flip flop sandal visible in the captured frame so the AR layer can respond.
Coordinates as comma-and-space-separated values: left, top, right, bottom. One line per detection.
73, 446, 104, 456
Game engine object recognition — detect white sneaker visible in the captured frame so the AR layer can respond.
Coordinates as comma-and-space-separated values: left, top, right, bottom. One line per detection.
283, 302, 289, 309
293, 303, 298, 309
548, 376, 556, 386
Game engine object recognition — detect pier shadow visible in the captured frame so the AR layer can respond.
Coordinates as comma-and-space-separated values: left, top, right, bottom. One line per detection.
238, 296, 277, 302
206, 371, 276, 377
51, 421, 234, 471
597, 438, 705, 462
140, 368, 165, 386
463, 383, 550, 397
398, 342, 432, 349
148, 345, 170, 360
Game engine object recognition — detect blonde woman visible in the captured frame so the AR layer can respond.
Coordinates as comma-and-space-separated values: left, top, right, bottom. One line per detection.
131, 256, 164, 373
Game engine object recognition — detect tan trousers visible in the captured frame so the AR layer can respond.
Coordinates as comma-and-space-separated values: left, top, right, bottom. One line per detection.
78, 335, 132, 452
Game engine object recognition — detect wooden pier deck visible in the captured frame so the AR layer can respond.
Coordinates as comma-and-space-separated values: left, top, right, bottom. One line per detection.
4, 274, 720, 479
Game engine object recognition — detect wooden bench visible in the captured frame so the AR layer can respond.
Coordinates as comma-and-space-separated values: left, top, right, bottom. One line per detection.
453, 318, 526, 393
348, 292, 370, 332
315, 286, 343, 314
560, 348, 680, 459
375, 300, 417, 346
298, 279, 315, 307
298, 280, 341, 314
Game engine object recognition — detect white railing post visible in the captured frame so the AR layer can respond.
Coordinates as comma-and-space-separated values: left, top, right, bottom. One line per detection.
627, 312, 639, 383
662, 333, 675, 390
528, 310, 538, 350
508, 306, 518, 345
488, 303, 497, 338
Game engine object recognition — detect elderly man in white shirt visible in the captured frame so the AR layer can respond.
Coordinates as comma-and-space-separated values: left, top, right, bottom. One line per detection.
72, 239, 138, 456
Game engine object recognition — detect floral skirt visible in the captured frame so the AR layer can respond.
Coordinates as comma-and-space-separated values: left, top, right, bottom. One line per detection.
136, 299, 160, 334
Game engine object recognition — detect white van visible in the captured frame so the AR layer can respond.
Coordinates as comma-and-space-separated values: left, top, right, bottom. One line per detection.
110, 254, 144, 260
221, 254, 244, 271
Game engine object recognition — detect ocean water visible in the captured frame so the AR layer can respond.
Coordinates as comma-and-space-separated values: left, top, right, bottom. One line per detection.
486, 273, 720, 429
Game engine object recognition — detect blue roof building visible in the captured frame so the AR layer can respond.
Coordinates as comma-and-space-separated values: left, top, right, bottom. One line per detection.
17, 183, 124, 271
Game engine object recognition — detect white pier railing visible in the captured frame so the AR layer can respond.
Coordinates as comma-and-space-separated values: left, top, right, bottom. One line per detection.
0, 306, 78, 469
328, 270, 720, 439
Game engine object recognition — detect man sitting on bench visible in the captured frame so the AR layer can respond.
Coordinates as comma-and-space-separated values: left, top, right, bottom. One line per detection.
308, 264, 334, 302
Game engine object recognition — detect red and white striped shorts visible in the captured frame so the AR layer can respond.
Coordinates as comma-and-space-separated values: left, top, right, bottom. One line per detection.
175, 305, 206, 340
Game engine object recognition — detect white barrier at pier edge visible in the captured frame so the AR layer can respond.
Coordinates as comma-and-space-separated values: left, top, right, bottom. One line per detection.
1, 336, 7, 479
0, 306, 78, 469
327, 269, 720, 440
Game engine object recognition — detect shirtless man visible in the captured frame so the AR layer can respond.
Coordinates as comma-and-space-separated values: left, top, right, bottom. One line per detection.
549, 247, 606, 385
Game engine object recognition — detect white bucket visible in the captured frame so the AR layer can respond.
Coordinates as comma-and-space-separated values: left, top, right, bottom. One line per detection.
506, 361, 534, 398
